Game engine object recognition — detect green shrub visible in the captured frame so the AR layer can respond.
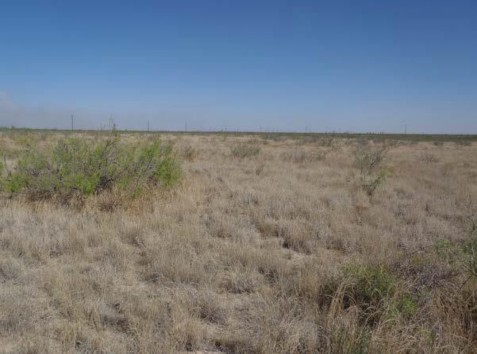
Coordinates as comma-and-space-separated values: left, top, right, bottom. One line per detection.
231, 143, 260, 159
327, 264, 398, 326
0, 134, 181, 202
353, 144, 390, 196
343, 264, 396, 309
323, 261, 425, 331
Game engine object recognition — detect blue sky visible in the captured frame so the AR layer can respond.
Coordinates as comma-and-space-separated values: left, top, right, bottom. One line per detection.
1, 0, 476, 133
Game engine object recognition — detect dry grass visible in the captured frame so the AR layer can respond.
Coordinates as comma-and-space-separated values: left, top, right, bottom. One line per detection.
0, 131, 476, 353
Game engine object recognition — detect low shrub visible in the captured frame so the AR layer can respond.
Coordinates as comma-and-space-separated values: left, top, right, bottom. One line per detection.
0, 133, 181, 203
342, 264, 396, 316
363, 169, 390, 196
353, 143, 387, 176
353, 144, 390, 196
327, 263, 422, 327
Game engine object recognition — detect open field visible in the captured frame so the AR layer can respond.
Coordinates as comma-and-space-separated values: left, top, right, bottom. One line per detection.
0, 130, 476, 353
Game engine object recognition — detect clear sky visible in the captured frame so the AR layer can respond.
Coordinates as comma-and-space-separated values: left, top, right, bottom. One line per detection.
1, 0, 476, 133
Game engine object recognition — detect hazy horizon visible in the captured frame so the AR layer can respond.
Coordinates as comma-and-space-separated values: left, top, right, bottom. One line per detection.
1, 0, 476, 133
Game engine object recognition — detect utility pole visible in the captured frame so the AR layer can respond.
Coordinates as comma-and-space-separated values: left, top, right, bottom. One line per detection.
109, 114, 115, 131
71, 114, 74, 132
147, 121, 150, 132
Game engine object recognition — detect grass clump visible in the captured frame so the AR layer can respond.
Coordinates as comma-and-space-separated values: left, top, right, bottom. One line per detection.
181, 145, 199, 161
0, 133, 181, 203
231, 143, 260, 159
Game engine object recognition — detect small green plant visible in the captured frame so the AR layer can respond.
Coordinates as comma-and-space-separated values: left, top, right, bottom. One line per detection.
394, 293, 419, 318
231, 143, 260, 159
0, 134, 181, 203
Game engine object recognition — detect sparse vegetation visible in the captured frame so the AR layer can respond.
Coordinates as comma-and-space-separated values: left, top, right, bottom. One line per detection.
436, 215, 477, 279
0, 131, 475, 352
181, 144, 199, 161
280, 148, 328, 163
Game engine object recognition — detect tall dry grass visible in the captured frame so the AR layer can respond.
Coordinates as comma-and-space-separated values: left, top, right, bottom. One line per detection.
0, 130, 476, 353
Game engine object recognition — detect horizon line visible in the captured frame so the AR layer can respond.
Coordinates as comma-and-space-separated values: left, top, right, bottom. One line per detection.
1, 126, 477, 139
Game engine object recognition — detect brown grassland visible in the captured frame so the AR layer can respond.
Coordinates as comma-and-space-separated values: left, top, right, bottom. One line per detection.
0, 130, 476, 353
